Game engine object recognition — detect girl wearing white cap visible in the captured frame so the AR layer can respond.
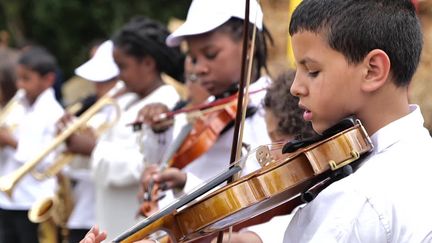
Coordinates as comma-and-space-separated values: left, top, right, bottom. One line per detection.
55, 39, 120, 242
140, 0, 273, 206
83, 16, 184, 242
80, 0, 273, 241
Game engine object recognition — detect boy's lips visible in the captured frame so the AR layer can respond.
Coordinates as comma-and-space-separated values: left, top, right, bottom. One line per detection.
299, 103, 312, 121
303, 110, 312, 121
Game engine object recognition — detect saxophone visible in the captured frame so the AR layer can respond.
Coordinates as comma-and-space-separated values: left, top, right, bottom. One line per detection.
28, 172, 74, 243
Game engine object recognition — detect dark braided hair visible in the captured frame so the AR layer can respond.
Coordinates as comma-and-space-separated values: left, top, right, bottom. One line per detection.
263, 69, 316, 139
216, 17, 274, 80
112, 16, 185, 82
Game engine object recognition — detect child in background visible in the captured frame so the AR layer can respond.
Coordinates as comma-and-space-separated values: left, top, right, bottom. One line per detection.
0, 46, 64, 243
81, 0, 273, 241
139, 0, 272, 208
57, 39, 120, 243
89, 16, 183, 241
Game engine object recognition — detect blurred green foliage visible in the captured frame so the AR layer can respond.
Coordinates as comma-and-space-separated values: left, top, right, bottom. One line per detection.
0, 0, 190, 80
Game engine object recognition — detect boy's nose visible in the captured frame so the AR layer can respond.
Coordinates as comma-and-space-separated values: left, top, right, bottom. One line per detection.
290, 79, 301, 97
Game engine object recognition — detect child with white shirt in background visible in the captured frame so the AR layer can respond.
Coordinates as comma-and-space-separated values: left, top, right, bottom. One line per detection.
0, 46, 64, 243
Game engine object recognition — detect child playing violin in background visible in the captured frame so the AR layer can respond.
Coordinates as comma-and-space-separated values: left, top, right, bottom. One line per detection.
0, 46, 64, 243
80, 0, 273, 241
282, 0, 432, 242
137, 0, 273, 217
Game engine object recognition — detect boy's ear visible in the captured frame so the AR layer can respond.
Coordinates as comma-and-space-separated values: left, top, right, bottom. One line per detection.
142, 56, 156, 70
43, 72, 56, 87
361, 49, 391, 92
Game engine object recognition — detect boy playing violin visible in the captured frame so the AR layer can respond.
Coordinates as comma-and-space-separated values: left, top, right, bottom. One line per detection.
282, 0, 432, 242
81, 0, 432, 242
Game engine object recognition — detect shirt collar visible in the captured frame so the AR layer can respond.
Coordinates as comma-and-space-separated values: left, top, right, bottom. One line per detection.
370, 104, 424, 155
19, 88, 56, 111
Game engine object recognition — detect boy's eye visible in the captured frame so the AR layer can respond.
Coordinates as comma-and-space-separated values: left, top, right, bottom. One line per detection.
205, 51, 217, 60
308, 71, 319, 78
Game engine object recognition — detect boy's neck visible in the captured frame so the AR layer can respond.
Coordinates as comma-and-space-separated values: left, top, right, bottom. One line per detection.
361, 86, 410, 135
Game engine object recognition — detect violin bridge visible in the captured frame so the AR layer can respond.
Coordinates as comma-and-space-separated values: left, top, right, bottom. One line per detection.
256, 145, 273, 167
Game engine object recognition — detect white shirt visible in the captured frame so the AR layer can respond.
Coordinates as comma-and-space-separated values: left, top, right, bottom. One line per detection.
64, 103, 116, 229
90, 85, 179, 241
0, 88, 64, 210
283, 105, 432, 243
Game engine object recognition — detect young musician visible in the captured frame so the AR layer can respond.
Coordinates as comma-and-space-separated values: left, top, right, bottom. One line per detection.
57, 39, 120, 243
0, 46, 64, 243
282, 0, 432, 242
139, 0, 272, 208
88, 16, 184, 241
81, 0, 273, 241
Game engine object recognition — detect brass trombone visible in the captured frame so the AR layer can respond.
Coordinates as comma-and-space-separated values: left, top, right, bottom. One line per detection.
0, 81, 126, 198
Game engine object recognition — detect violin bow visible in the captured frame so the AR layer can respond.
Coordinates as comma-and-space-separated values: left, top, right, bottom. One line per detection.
217, 0, 255, 242
228, 0, 251, 177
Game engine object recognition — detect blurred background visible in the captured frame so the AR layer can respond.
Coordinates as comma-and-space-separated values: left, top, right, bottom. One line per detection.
0, 0, 431, 132
0, 0, 190, 78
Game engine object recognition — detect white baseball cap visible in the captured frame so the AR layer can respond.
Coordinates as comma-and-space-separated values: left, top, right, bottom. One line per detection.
75, 40, 119, 82
166, 0, 263, 47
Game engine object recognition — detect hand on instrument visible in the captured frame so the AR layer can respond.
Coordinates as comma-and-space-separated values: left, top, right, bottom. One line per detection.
56, 113, 96, 155
138, 164, 160, 201
56, 112, 75, 134
136, 103, 172, 133
152, 167, 187, 191
140, 164, 187, 194
79, 225, 107, 243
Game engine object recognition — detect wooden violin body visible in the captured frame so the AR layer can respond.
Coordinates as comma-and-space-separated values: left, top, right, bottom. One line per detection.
170, 100, 237, 169
138, 100, 237, 217
117, 121, 373, 243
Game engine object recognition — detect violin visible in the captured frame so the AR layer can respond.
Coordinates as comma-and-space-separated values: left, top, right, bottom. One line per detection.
163, 88, 263, 169
170, 100, 237, 169
138, 95, 239, 217
114, 118, 374, 243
